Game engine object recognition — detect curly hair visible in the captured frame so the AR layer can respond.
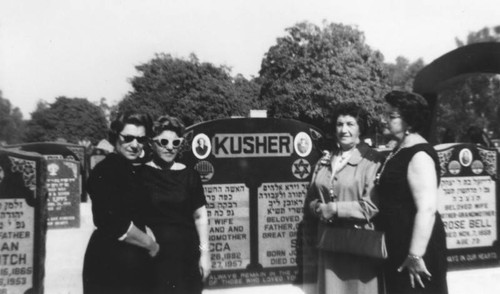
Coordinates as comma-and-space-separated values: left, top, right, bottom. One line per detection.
331, 102, 371, 136
152, 115, 185, 137
108, 111, 153, 145
384, 90, 430, 134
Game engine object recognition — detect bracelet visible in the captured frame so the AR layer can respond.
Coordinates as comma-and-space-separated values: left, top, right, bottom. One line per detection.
407, 254, 422, 261
199, 243, 210, 252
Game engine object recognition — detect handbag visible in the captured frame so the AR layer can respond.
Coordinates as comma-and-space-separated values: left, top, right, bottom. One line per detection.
316, 223, 388, 259
312, 151, 388, 259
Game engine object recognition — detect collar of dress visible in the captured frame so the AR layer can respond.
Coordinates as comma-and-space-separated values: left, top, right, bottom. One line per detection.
319, 142, 370, 167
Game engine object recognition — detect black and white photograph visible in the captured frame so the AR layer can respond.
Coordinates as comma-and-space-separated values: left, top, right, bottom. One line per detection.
1, 0, 500, 293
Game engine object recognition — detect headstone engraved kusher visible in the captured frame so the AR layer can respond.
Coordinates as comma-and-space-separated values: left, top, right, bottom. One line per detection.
4, 143, 83, 229
436, 143, 499, 268
182, 118, 323, 288
0, 148, 47, 294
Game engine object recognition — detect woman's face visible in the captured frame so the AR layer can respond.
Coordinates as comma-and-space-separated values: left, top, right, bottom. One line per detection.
384, 105, 408, 140
115, 124, 147, 161
336, 115, 360, 150
152, 130, 183, 163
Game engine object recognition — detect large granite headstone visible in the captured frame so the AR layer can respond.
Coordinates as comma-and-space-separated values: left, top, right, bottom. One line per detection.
0, 148, 47, 294
182, 118, 323, 288
436, 143, 499, 269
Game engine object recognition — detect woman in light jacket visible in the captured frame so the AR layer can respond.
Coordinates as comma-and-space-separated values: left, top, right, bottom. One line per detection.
304, 102, 383, 294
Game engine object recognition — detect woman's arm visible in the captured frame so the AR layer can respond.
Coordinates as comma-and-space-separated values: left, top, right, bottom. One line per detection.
334, 159, 381, 221
88, 158, 159, 256
319, 158, 381, 221
407, 152, 437, 256
194, 205, 211, 281
123, 224, 159, 257
399, 151, 437, 288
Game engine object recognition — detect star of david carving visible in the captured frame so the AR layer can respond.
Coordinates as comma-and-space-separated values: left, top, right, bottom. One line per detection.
293, 159, 310, 179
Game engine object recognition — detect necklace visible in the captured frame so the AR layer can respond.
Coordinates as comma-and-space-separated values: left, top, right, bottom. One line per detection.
328, 149, 353, 200
375, 146, 404, 185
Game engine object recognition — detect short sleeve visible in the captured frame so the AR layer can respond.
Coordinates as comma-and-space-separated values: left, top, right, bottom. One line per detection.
190, 170, 208, 211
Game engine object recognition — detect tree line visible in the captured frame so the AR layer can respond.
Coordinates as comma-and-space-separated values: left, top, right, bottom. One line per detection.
1, 21, 499, 146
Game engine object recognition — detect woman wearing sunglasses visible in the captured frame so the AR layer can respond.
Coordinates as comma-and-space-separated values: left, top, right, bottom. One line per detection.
83, 111, 160, 294
139, 115, 210, 294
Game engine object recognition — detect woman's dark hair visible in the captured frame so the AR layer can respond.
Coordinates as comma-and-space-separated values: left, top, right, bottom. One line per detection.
331, 102, 370, 136
153, 115, 185, 137
384, 90, 430, 134
108, 111, 153, 145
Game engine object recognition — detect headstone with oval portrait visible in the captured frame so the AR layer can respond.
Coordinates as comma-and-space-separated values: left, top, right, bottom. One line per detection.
181, 118, 324, 288
0, 148, 47, 294
4, 143, 83, 229
5, 142, 87, 200
435, 143, 499, 268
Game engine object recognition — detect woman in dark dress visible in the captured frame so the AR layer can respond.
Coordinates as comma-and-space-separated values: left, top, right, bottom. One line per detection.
83, 112, 160, 294
139, 115, 210, 294
376, 91, 448, 294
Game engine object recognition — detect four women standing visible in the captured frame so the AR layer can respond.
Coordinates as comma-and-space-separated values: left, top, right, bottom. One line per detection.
84, 91, 448, 293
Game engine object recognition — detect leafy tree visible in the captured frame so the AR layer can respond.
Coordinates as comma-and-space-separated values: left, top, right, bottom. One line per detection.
384, 57, 425, 91
95, 97, 116, 123
24, 97, 108, 144
456, 25, 500, 46
233, 74, 264, 115
118, 53, 260, 126
0, 91, 25, 144
435, 25, 500, 142
437, 73, 500, 141
258, 21, 389, 132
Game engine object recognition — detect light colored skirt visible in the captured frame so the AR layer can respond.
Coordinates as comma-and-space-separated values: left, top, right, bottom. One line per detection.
314, 250, 381, 294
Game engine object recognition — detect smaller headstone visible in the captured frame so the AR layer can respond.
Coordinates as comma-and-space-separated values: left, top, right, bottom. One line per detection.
436, 143, 499, 269
0, 148, 47, 294
45, 159, 81, 229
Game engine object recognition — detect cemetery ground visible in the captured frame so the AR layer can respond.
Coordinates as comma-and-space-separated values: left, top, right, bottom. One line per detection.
45, 202, 500, 294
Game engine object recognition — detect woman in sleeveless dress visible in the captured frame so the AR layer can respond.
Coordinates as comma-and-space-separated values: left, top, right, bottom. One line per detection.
138, 115, 210, 294
376, 91, 448, 294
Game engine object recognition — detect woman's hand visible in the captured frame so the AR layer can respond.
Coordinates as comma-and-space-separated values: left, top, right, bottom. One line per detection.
398, 255, 432, 288
148, 241, 160, 258
199, 251, 211, 281
316, 202, 337, 221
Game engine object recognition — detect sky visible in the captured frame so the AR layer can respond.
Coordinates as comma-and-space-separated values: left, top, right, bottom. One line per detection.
1, 0, 500, 118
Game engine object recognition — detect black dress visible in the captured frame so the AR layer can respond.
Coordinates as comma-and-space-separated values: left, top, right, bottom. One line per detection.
139, 165, 207, 294
83, 153, 154, 294
376, 144, 448, 294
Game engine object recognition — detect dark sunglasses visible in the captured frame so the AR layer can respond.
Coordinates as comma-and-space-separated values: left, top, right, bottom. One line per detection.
154, 138, 183, 148
119, 134, 148, 144
388, 112, 402, 119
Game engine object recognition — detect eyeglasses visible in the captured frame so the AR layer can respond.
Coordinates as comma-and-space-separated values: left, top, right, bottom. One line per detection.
387, 112, 402, 119
119, 134, 148, 144
154, 138, 183, 148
